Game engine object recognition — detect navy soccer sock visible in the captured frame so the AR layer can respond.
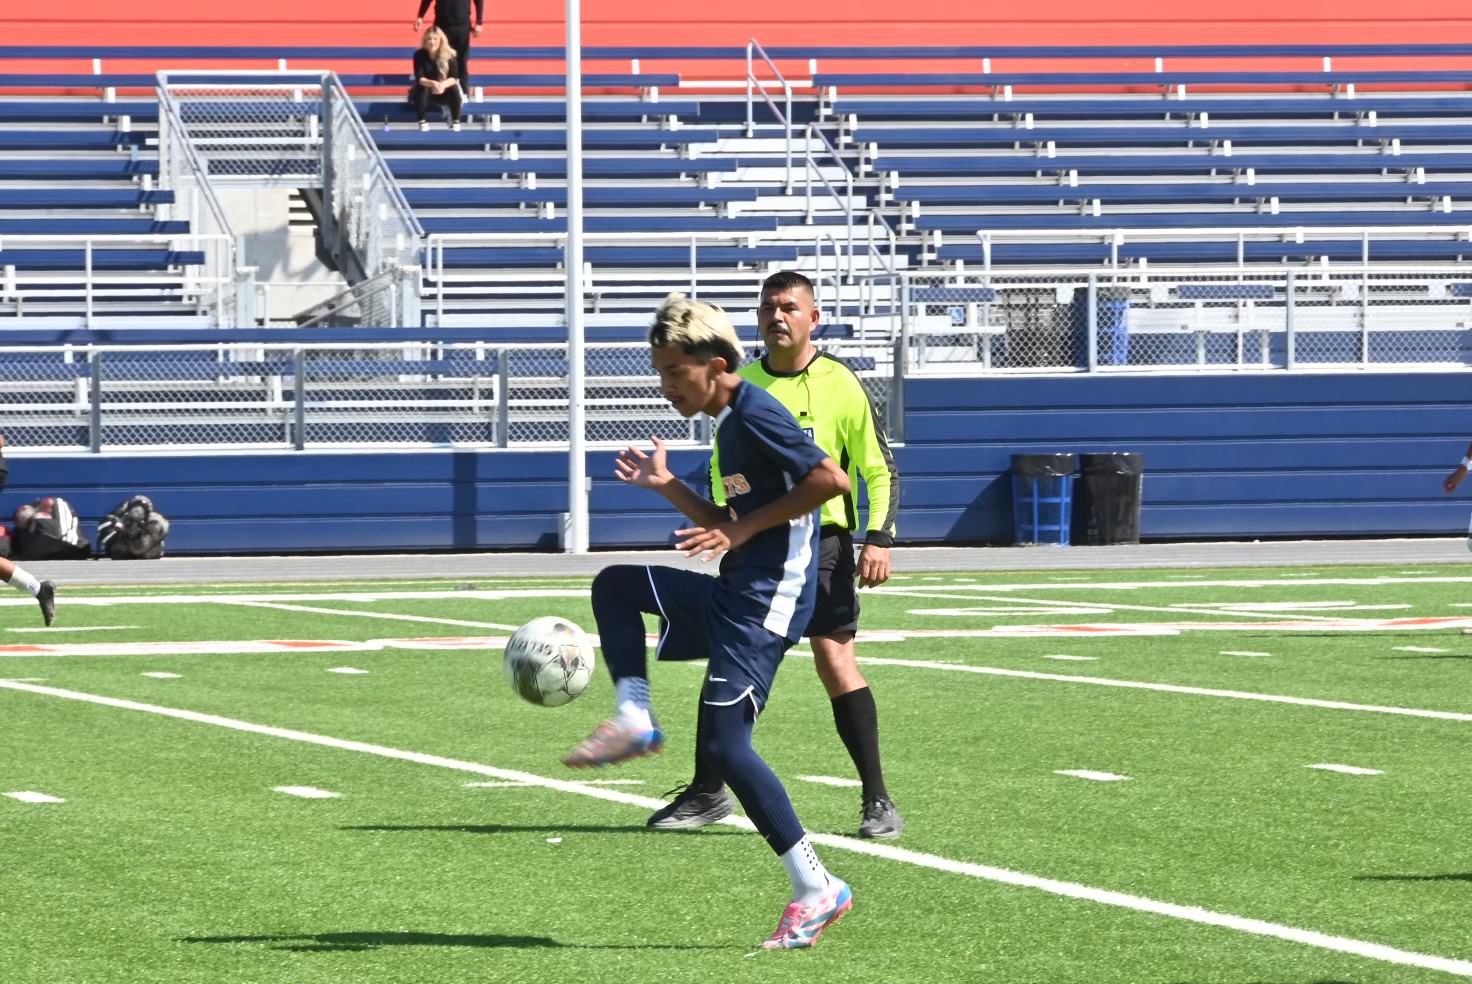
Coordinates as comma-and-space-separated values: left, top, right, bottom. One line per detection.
699, 700, 806, 855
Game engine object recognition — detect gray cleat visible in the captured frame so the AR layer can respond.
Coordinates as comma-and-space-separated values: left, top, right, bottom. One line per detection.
36, 580, 55, 627
647, 783, 735, 829
858, 796, 902, 839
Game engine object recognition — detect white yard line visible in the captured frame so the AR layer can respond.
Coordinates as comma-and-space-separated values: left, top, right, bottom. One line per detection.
4, 790, 64, 804
1055, 770, 1130, 782
221, 600, 522, 632
827, 654, 1472, 723
1220, 651, 1273, 658
1393, 647, 1448, 654
1043, 654, 1098, 662
0, 589, 589, 608
1307, 764, 1384, 776
272, 786, 341, 799
795, 775, 863, 788
887, 590, 1354, 623
326, 667, 369, 675
3, 678, 1469, 979
141, 672, 182, 679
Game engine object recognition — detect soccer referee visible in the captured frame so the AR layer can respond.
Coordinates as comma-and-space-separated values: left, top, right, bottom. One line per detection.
648, 270, 903, 839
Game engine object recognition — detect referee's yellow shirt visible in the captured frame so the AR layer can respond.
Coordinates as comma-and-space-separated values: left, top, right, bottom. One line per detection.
711, 351, 898, 546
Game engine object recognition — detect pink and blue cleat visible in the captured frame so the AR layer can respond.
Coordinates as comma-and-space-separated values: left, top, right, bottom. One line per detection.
562, 716, 663, 768
762, 880, 853, 950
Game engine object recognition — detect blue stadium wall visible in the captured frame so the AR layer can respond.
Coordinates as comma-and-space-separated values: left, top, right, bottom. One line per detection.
8, 371, 1467, 554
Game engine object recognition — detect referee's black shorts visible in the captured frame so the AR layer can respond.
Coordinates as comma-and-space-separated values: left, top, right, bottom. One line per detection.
805, 525, 860, 638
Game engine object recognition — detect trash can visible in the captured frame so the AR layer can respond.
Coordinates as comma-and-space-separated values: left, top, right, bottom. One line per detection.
1073, 452, 1145, 545
1070, 286, 1131, 367
1010, 453, 1077, 546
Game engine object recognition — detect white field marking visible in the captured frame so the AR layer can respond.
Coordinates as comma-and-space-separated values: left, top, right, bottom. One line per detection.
1043, 654, 1098, 662
1055, 770, 1130, 782
1048, 576, 1092, 582
5, 790, 64, 804
1393, 646, 1448, 654
5, 682, 1470, 980
7, 625, 139, 634
465, 779, 646, 788
0, 589, 591, 609
1181, 601, 1409, 612
796, 775, 863, 788
869, 576, 1472, 593
272, 786, 340, 799
1220, 651, 1273, 658
326, 667, 369, 675
885, 589, 1354, 623
141, 672, 182, 679
221, 600, 522, 632
796, 653, 1472, 723
546, 837, 562, 844
1307, 764, 1384, 776
1398, 570, 1435, 575
1, 677, 47, 682
8, 616, 1471, 661
909, 606, 1115, 617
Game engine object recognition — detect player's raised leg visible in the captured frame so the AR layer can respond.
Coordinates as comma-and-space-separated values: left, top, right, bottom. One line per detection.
0, 557, 54, 626
563, 565, 665, 767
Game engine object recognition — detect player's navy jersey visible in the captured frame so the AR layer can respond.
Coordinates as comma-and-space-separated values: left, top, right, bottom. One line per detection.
709, 380, 829, 642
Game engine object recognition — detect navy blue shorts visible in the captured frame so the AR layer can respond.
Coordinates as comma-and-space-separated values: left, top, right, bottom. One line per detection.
645, 565, 790, 713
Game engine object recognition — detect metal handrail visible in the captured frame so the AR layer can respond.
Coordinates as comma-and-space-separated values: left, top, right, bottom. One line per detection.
746, 38, 794, 189
294, 269, 400, 326
323, 72, 424, 241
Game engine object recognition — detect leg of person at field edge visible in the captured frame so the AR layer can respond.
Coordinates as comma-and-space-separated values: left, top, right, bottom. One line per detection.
410, 83, 433, 122
440, 23, 472, 93
443, 84, 464, 124
0, 556, 54, 626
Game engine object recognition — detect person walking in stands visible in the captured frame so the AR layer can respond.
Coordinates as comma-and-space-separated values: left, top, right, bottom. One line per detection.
563, 294, 855, 949
410, 26, 464, 131
646, 270, 905, 839
413, 0, 483, 96
0, 435, 55, 627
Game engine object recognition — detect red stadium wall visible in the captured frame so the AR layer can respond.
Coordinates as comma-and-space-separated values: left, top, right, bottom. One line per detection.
8, 0, 1472, 48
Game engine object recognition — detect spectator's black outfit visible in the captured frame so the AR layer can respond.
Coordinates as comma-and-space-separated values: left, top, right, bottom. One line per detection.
411, 49, 464, 124
417, 0, 483, 93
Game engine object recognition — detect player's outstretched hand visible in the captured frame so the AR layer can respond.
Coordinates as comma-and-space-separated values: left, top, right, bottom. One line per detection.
675, 523, 748, 562
856, 544, 891, 588
614, 436, 672, 489
1445, 465, 1467, 494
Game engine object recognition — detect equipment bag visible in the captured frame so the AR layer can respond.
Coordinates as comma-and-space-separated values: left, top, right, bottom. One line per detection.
12, 496, 90, 560
96, 494, 170, 560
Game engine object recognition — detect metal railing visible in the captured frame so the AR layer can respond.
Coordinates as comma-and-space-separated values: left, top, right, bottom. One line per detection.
746, 38, 794, 188
890, 264, 1472, 374
155, 70, 424, 326
0, 338, 888, 452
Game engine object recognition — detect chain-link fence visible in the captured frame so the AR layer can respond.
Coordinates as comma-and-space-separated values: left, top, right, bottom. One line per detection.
899, 268, 1472, 373
0, 333, 901, 453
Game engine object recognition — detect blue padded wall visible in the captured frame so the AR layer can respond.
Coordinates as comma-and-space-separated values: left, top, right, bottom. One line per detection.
901, 371, 1470, 542
5, 371, 1467, 553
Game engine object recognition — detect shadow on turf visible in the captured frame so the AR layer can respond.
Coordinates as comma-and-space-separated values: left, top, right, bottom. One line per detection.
180, 931, 721, 953
1353, 872, 1472, 882
340, 822, 744, 836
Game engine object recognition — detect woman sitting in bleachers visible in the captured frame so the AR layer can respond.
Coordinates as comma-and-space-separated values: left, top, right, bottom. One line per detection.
410, 27, 463, 132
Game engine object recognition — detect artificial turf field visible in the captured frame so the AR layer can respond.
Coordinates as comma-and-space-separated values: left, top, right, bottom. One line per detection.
4, 563, 1472, 984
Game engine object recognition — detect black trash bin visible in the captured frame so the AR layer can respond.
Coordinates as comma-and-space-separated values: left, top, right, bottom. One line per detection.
1073, 452, 1145, 545
1010, 453, 1077, 546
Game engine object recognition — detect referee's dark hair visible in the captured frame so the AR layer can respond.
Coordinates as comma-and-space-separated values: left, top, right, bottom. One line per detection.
760, 270, 816, 300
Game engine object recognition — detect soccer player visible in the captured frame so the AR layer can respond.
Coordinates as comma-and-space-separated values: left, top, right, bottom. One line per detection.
563, 294, 855, 950
0, 558, 54, 626
648, 270, 903, 839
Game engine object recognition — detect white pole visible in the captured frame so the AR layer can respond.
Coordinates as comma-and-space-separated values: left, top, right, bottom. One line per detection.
564, 0, 589, 553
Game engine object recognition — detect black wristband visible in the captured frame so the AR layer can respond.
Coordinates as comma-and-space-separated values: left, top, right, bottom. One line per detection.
864, 531, 894, 548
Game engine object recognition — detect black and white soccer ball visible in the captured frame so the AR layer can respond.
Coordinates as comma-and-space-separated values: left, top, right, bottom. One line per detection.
504, 616, 596, 707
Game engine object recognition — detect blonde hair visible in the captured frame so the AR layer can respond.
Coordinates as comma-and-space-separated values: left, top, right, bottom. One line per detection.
420, 26, 454, 79
649, 293, 743, 370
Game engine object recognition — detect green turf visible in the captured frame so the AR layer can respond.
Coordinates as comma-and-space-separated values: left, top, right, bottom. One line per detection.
3, 563, 1472, 982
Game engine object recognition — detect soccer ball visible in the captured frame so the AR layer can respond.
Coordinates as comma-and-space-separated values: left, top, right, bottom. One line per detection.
504, 616, 596, 707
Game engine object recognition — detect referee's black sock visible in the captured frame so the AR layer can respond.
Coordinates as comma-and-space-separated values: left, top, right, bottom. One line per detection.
831, 686, 889, 802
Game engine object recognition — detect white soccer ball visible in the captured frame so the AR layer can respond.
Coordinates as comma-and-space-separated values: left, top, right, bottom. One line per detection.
504, 616, 596, 707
